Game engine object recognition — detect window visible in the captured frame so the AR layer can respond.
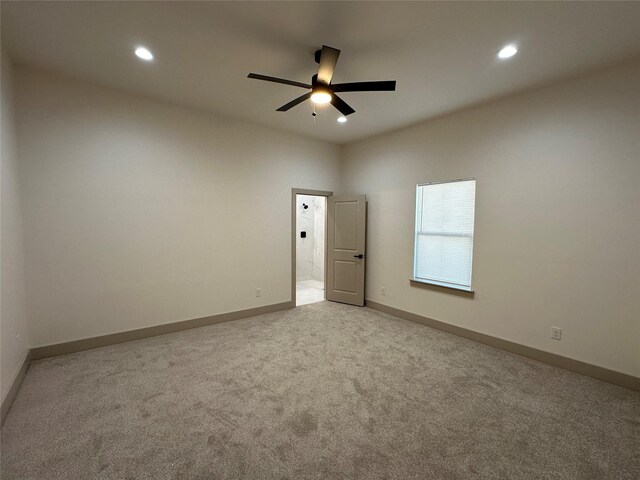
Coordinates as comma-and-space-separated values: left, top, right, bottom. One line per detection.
413, 179, 476, 291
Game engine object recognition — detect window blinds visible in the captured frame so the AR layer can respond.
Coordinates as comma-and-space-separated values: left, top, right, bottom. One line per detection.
414, 179, 476, 290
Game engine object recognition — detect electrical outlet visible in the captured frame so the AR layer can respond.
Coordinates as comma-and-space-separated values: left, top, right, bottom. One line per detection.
380, 286, 386, 296
551, 327, 562, 341
256, 288, 261, 298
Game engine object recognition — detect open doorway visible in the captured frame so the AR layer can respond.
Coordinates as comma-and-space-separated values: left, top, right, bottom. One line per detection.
291, 189, 367, 307
296, 194, 326, 305
292, 189, 331, 306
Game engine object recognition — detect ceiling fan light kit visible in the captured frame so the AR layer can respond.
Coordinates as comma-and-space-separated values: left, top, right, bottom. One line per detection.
248, 45, 396, 118
310, 87, 332, 105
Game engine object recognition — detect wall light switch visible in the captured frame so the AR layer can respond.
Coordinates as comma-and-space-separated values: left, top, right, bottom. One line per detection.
256, 288, 261, 297
551, 327, 562, 340
380, 286, 386, 296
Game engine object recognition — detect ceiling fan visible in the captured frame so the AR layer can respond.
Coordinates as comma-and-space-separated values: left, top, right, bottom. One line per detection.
247, 45, 396, 117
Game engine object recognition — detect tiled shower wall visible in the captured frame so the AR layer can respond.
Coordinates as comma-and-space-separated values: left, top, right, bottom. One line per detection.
296, 195, 325, 282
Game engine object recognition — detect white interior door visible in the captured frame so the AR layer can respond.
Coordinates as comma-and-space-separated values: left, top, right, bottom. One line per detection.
326, 195, 366, 306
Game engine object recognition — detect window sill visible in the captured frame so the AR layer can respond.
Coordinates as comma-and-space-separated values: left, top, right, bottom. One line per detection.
409, 278, 475, 298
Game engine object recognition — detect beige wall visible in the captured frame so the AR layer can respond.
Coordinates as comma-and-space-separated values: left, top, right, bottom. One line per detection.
1, 54, 30, 401
9, 59, 640, 379
342, 60, 640, 377
15, 66, 341, 347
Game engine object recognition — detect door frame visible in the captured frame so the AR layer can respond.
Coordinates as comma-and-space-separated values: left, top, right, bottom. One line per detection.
291, 188, 333, 306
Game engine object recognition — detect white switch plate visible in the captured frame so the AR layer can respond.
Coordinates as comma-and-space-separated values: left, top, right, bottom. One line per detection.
380, 286, 386, 296
256, 288, 261, 297
551, 327, 562, 340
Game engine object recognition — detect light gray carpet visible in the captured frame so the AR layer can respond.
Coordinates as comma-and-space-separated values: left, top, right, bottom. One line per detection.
1, 301, 638, 479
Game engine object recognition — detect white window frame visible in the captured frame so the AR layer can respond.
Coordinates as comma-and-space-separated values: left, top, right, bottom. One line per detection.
412, 178, 476, 292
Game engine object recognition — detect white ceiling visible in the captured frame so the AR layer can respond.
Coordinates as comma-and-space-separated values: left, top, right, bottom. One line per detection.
3, 1, 640, 145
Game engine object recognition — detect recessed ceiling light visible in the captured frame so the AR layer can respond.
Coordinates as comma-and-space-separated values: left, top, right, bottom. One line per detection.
497, 44, 518, 59
310, 88, 332, 105
337, 116, 348, 123
134, 46, 154, 61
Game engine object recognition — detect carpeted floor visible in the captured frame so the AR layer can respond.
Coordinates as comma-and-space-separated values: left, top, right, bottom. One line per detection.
1, 301, 638, 479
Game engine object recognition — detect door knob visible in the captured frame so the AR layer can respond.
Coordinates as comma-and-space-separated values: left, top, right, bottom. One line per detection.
354, 254, 364, 259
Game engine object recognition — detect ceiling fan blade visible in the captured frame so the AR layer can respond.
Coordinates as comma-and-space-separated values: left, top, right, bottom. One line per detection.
317, 45, 340, 85
248, 73, 311, 89
276, 92, 312, 111
332, 80, 396, 92
330, 94, 355, 116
